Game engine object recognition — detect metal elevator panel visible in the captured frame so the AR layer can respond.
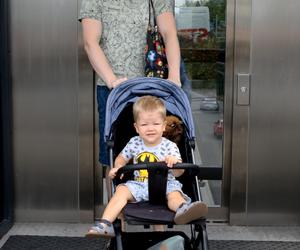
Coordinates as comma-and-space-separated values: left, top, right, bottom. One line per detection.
230, 0, 252, 225
10, 0, 94, 222
230, 0, 300, 226
247, 0, 300, 225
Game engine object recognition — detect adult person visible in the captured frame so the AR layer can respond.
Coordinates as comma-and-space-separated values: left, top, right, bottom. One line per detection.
79, 0, 181, 167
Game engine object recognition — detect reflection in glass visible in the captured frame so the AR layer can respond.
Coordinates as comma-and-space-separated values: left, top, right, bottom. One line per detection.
175, 0, 226, 206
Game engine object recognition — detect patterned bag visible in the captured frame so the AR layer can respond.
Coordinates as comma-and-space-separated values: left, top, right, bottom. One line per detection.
144, 0, 168, 79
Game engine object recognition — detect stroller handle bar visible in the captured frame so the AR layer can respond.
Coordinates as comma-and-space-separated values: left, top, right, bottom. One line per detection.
115, 162, 223, 180
115, 162, 200, 179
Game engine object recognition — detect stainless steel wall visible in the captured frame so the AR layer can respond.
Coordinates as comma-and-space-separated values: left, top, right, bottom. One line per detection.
230, 0, 252, 225
247, 0, 300, 225
231, 0, 300, 225
10, 0, 94, 222
10, 0, 300, 225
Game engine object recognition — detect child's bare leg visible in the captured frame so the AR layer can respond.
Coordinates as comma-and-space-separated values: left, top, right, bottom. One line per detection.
118, 212, 126, 231
86, 185, 134, 238
101, 184, 134, 222
167, 191, 186, 212
167, 191, 208, 224
152, 225, 165, 231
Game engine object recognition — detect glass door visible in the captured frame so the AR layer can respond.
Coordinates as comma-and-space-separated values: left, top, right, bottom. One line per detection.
175, 0, 227, 214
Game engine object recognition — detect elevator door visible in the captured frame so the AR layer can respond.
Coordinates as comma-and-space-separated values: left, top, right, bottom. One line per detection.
10, 0, 94, 222
230, 0, 300, 225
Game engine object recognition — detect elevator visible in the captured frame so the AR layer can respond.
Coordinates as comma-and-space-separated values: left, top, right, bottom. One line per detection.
4, 0, 300, 225
9, 0, 94, 222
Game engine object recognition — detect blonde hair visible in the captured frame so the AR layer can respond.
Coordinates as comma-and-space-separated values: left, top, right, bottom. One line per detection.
133, 96, 166, 122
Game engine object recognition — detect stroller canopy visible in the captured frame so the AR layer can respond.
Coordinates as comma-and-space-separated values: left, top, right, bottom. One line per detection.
104, 77, 195, 141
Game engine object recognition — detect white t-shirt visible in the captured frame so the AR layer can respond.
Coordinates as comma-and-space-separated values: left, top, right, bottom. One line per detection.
121, 136, 181, 181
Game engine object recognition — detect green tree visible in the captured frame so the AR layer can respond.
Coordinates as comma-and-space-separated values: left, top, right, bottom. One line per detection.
204, 0, 226, 22
185, 0, 200, 7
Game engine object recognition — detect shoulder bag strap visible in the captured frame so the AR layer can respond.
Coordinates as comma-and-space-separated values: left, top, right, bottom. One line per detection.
148, 0, 157, 27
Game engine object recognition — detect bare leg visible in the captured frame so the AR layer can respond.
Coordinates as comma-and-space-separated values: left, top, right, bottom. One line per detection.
168, 191, 208, 224
118, 212, 126, 231
151, 192, 185, 231
101, 184, 135, 223
86, 185, 134, 237
152, 225, 165, 231
105, 166, 112, 200
167, 191, 186, 212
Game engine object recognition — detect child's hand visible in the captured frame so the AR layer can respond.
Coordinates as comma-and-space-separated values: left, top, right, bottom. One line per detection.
108, 167, 119, 179
165, 155, 180, 168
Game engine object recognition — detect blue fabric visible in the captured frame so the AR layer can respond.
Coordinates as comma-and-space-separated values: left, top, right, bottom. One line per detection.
97, 85, 110, 165
104, 77, 195, 142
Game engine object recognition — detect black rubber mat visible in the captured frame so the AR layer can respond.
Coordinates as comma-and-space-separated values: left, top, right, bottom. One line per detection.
209, 240, 300, 250
1, 235, 108, 250
2, 236, 300, 250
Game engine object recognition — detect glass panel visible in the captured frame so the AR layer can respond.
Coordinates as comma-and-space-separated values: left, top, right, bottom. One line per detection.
175, 0, 226, 207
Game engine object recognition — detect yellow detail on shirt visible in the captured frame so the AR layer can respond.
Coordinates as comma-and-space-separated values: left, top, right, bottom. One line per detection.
135, 152, 159, 182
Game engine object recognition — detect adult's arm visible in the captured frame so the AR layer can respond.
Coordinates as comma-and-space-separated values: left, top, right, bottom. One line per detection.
81, 18, 127, 88
157, 12, 181, 86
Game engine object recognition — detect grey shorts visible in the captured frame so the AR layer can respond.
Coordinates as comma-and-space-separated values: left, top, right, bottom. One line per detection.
122, 179, 191, 204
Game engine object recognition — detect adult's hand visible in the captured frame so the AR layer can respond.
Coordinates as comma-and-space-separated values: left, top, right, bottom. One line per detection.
108, 77, 128, 89
168, 77, 182, 87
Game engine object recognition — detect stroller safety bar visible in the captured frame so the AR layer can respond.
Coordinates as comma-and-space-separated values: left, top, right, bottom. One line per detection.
115, 162, 201, 179
197, 165, 223, 180
115, 162, 202, 205
115, 163, 222, 180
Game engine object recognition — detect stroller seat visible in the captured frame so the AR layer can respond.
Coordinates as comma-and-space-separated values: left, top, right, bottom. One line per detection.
124, 202, 175, 225
124, 202, 206, 225
116, 162, 175, 225
116, 162, 206, 226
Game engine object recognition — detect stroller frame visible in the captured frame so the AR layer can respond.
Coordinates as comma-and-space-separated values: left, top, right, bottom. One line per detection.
105, 122, 209, 249
107, 160, 210, 250
103, 78, 211, 250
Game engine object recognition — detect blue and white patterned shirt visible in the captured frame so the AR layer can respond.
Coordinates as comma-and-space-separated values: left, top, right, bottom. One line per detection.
121, 136, 181, 181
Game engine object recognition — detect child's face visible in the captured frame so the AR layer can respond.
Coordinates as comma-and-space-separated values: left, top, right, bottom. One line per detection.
134, 110, 166, 147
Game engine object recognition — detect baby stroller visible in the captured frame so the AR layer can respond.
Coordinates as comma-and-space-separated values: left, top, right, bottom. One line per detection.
104, 77, 209, 250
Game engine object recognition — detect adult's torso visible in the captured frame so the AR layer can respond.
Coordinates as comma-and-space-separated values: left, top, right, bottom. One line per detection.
99, 0, 149, 85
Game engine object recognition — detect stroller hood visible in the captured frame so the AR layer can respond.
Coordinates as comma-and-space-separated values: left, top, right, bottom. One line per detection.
104, 77, 195, 141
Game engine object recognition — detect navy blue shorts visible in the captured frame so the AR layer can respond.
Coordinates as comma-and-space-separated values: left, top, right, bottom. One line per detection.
97, 85, 110, 165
